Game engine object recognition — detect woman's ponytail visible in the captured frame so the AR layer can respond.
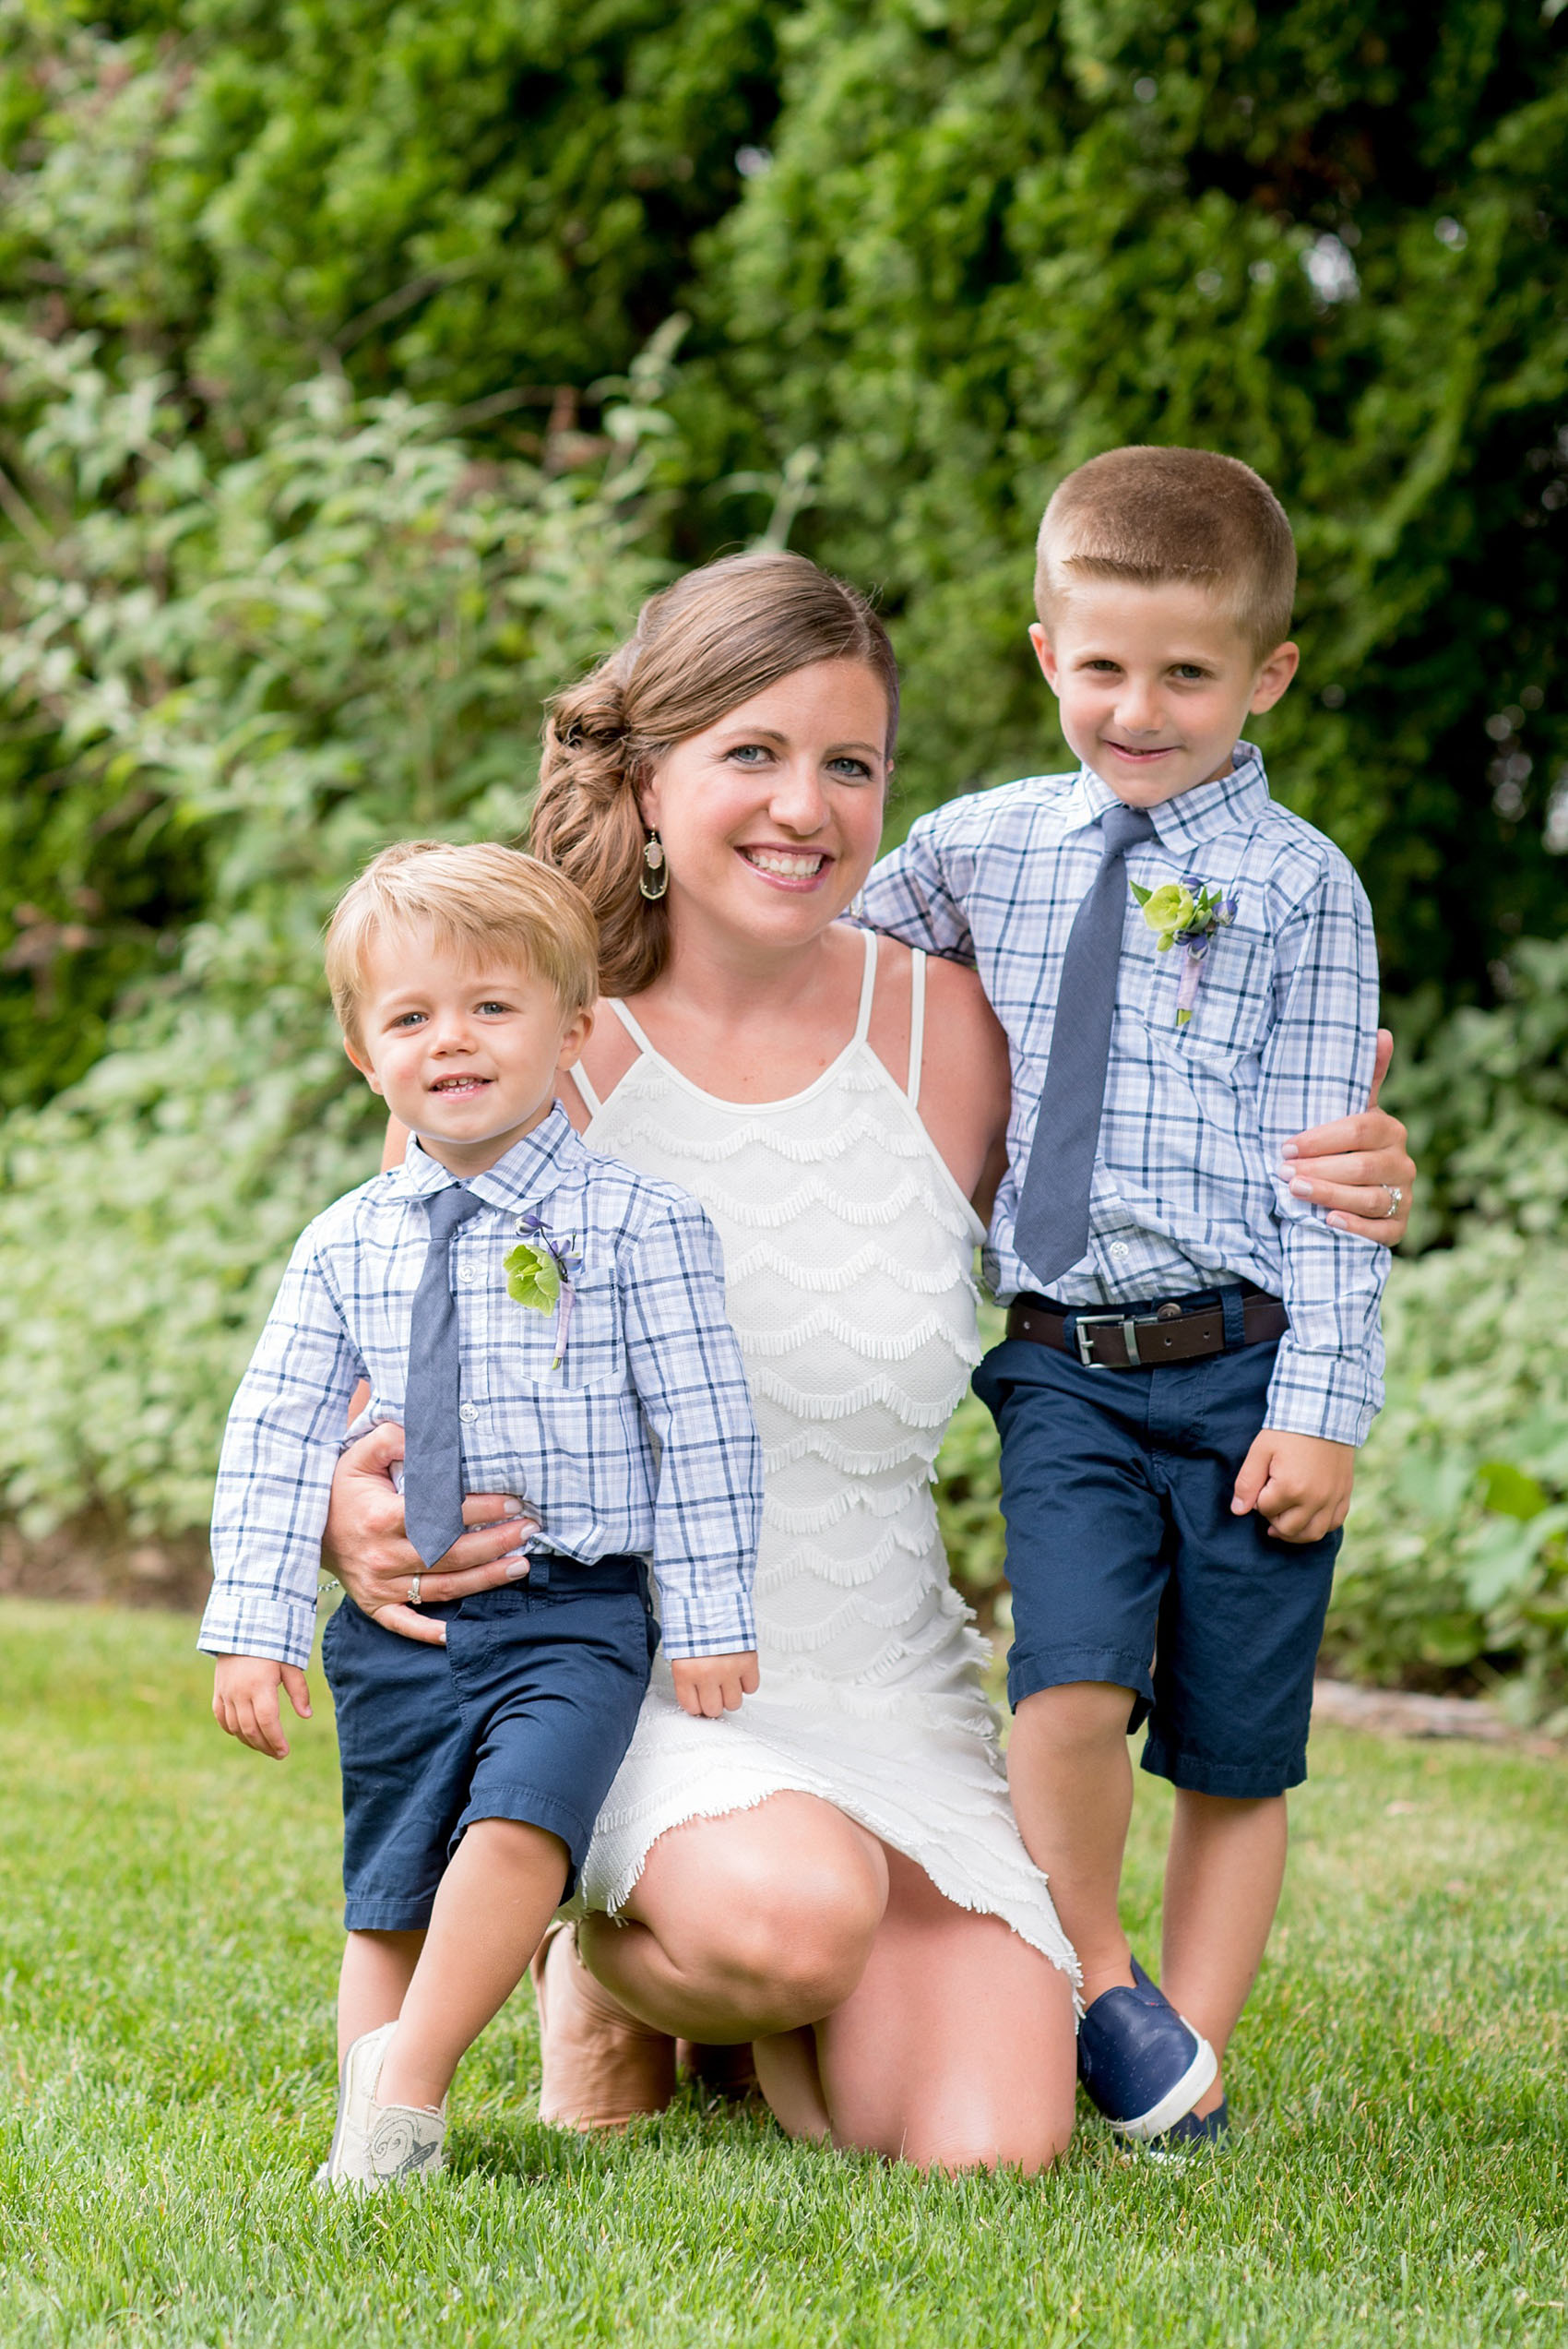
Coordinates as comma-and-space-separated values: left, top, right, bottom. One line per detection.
533, 650, 665, 997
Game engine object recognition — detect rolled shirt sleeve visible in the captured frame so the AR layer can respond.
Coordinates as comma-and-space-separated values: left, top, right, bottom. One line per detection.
621, 1199, 761, 1658
199, 1230, 363, 1668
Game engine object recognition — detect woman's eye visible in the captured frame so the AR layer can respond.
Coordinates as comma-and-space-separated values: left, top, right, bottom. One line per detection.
728, 743, 770, 766
827, 757, 874, 783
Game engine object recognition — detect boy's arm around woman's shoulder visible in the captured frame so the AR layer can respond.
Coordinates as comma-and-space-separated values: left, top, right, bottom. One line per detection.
859, 800, 979, 963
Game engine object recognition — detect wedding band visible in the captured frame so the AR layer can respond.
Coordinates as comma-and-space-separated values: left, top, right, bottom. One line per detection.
408, 1574, 422, 1607
1381, 1185, 1402, 1221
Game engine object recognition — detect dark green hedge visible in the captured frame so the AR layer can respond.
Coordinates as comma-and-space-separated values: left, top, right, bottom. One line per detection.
4, 0, 1567, 1109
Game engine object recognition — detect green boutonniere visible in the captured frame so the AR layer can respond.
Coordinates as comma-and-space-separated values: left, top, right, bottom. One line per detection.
1131, 875, 1239, 1025
503, 1217, 579, 1370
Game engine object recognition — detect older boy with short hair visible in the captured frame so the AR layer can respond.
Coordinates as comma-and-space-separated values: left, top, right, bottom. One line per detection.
862, 447, 1387, 2145
201, 841, 761, 2189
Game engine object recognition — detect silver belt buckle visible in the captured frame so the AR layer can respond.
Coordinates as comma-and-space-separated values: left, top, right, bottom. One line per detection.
1072, 1309, 1148, 1368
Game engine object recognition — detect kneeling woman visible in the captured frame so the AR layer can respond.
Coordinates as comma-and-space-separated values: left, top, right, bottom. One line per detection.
327, 553, 1416, 2170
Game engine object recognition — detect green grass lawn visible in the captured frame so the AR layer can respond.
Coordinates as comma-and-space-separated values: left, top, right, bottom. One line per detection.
0, 1602, 1562, 2347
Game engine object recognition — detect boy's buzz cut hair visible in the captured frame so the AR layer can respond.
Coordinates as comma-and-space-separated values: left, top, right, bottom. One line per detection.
1035, 446, 1297, 657
326, 841, 599, 1045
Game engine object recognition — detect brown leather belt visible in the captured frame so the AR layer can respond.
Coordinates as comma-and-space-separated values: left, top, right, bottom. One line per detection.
1006, 1290, 1289, 1370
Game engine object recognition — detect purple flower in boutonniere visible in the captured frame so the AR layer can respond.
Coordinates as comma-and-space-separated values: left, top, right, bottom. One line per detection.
504, 1216, 581, 1370
1132, 875, 1239, 1026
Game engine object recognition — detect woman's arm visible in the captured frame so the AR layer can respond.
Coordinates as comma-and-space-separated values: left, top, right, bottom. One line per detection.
1284, 1031, 1414, 1245
907, 957, 1013, 1208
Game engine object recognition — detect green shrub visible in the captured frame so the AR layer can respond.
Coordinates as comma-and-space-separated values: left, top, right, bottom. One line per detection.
692, 0, 1568, 993
1329, 1226, 1568, 1730
0, 331, 668, 1535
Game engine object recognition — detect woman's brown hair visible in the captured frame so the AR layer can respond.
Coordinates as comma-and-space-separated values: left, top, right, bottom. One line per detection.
530, 551, 899, 996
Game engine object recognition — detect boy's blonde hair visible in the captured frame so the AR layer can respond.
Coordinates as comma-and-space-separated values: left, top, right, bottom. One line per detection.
1035, 446, 1297, 658
326, 841, 599, 1044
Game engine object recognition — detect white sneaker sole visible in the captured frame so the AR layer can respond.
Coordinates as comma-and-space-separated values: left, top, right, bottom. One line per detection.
1107, 2028, 1218, 2142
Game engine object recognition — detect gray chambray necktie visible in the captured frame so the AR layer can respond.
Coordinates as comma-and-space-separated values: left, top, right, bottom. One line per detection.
403, 1184, 487, 1568
1013, 801, 1158, 1291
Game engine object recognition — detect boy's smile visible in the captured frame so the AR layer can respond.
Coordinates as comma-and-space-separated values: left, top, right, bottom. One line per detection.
344, 931, 591, 1177
1029, 580, 1299, 807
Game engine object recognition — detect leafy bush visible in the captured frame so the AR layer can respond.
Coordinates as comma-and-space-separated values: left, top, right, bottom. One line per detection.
1382, 936, 1568, 1252
1328, 1226, 1568, 1730
0, 330, 668, 1535
693, 0, 1568, 993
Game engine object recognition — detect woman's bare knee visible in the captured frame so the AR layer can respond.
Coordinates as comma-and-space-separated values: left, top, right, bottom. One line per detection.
624, 1795, 887, 2026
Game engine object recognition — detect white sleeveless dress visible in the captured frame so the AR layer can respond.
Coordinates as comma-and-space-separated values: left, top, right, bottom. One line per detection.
572, 931, 1076, 1981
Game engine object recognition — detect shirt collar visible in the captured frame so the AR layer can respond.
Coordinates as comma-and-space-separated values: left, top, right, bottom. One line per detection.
1063, 741, 1271, 850
394, 1102, 583, 1215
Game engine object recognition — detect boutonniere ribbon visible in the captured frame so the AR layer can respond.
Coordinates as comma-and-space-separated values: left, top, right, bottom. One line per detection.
504, 1216, 580, 1370
1132, 876, 1239, 1026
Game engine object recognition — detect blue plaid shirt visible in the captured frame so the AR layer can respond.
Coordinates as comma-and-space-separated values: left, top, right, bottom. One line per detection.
862, 745, 1387, 1446
200, 1106, 761, 1667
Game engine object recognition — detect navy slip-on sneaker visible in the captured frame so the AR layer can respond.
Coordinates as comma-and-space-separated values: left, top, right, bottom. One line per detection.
1146, 2096, 1230, 2161
1076, 1954, 1218, 2140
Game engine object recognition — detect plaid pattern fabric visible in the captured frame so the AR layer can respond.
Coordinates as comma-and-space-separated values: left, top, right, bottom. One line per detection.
861, 745, 1387, 1446
201, 1106, 761, 1667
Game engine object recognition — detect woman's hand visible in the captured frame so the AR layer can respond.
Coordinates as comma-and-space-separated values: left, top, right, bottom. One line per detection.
1283, 1029, 1416, 1244
324, 1421, 537, 1645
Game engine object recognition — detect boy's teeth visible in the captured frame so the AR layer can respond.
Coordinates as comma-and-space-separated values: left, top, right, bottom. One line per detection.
747, 850, 824, 876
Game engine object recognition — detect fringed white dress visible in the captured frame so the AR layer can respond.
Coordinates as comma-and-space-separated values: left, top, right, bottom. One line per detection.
572, 930, 1075, 1980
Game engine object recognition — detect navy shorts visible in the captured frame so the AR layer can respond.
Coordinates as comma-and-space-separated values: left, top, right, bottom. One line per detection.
972, 1326, 1339, 1799
320, 1556, 658, 1930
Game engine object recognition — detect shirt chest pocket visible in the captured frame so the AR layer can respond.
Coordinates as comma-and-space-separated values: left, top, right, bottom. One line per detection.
511, 1262, 625, 1394
1141, 929, 1268, 1074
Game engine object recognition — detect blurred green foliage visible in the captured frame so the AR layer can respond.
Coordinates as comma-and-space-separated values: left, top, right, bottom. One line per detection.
695, 0, 1568, 986
0, 327, 667, 1534
5, 1, 1568, 1708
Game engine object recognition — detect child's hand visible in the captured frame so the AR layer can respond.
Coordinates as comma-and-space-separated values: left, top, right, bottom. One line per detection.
212, 1654, 313, 1759
670, 1651, 760, 1720
1230, 1430, 1355, 1544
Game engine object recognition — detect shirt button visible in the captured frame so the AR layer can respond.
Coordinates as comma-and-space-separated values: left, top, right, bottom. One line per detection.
458, 1402, 480, 1424
1109, 1241, 1131, 1260
457, 1266, 478, 1284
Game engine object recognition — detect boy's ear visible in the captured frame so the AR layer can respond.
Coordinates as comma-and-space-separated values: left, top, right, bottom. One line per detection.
1249, 640, 1300, 715
1028, 622, 1063, 698
555, 1005, 594, 1074
343, 1031, 385, 1094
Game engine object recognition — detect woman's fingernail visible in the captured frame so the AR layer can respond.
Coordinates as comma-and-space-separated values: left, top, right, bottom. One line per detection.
505, 1556, 530, 1579
1327, 1214, 1348, 1230
1289, 1178, 1313, 1198
1281, 1141, 1300, 1161
499, 1497, 522, 1511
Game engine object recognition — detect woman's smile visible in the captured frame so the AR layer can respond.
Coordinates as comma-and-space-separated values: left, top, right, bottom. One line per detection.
736, 843, 834, 888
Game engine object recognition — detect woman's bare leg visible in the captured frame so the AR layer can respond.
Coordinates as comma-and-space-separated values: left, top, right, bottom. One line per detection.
575, 1800, 1076, 2171
814, 1846, 1077, 2172
579, 1793, 890, 2039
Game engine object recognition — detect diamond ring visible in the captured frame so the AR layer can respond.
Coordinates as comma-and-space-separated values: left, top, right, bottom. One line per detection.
408, 1574, 422, 1606
1381, 1185, 1403, 1221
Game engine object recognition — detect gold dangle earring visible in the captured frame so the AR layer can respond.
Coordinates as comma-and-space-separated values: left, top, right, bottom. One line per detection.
639, 828, 669, 900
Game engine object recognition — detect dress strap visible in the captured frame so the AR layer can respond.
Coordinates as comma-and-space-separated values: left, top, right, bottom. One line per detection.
852, 926, 878, 1046
907, 948, 927, 1108
564, 1062, 601, 1118
605, 996, 659, 1058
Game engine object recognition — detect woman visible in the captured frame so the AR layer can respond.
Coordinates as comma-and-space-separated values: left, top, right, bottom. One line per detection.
325, 554, 1415, 2171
